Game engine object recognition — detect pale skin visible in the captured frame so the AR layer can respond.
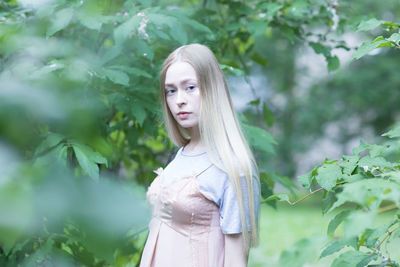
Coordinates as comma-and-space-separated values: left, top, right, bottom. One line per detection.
165, 61, 248, 266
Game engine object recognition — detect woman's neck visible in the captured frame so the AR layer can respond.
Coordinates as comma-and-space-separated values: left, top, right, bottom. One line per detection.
184, 126, 205, 154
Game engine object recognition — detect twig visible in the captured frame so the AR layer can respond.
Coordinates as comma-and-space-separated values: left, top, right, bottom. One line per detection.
378, 202, 400, 214
235, 52, 264, 121
287, 182, 346, 206
375, 225, 399, 250
236, 53, 257, 98
288, 187, 324, 205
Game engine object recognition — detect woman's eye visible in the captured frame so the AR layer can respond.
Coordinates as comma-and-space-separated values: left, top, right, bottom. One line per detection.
187, 86, 196, 91
166, 89, 175, 95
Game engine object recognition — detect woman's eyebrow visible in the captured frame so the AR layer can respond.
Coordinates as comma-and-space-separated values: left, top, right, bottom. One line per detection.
164, 84, 175, 89
165, 78, 197, 87
181, 79, 197, 86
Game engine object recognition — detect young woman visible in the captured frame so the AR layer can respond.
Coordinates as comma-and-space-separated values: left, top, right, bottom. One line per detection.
140, 44, 260, 267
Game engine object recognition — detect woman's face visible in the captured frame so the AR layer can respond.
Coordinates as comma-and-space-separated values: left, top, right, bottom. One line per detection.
164, 61, 201, 130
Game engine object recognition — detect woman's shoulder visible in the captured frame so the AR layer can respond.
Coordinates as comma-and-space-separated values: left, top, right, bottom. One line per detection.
196, 164, 231, 199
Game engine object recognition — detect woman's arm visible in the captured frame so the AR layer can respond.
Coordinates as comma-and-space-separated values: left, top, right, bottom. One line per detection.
224, 233, 248, 267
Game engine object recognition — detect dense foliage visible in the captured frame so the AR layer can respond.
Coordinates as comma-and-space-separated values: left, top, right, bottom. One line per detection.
0, 0, 399, 266
267, 18, 400, 267
270, 126, 400, 266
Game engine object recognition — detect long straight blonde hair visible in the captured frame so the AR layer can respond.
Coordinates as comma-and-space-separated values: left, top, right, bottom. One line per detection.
160, 44, 260, 251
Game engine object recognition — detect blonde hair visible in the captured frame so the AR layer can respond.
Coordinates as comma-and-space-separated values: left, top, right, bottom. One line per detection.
160, 44, 260, 251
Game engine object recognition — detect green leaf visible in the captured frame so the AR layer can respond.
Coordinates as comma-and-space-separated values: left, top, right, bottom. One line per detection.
341, 155, 358, 175
331, 250, 376, 267
321, 191, 336, 214
76, 3, 106, 31
327, 55, 340, 72
288, 0, 309, 18
109, 65, 152, 79
260, 173, 275, 207
58, 146, 69, 167
248, 99, 260, 106
171, 25, 187, 44
136, 39, 154, 61
103, 68, 129, 86
174, 14, 213, 35
147, 13, 173, 26
226, 22, 242, 32
329, 179, 400, 212
343, 210, 375, 238
259, 2, 283, 19
100, 46, 123, 65
386, 171, 400, 183
73, 143, 107, 166
363, 226, 386, 248
131, 68, 152, 78
358, 156, 394, 169
220, 64, 244, 76
153, 29, 171, 40
34, 133, 65, 157
131, 104, 147, 126
388, 32, 400, 43
147, 13, 187, 44
113, 15, 141, 44
47, 8, 74, 36
269, 173, 298, 194
351, 140, 385, 158
250, 53, 268, 66
248, 21, 269, 37
382, 125, 400, 138
242, 124, 277, 155
73, 146, 99, 180
78, 15, 105, 31
357, 18, 386, 31
260, 180, 274, 200
265, 193, 290, 203
282, 25, 295, 43
356, 254, 378, 267
72, 142, 108, 180
320, 236, 358, 258
34, 142, 68, 167
309, 42, 330, 57
352, 38, 393, 60
316, 164, 341, 191
327, 210, 351, 236
342, 174, 363, 183
352, 140, 370, 156
298, 169, 314, 189
368, 144, 385, 158
108, 93, 131, 114
31, 60, 65, 78
323, 158, 339, 165
262, 103, 274, 126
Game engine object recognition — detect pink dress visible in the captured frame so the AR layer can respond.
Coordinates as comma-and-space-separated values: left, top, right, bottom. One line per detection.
139, 166, 225, 267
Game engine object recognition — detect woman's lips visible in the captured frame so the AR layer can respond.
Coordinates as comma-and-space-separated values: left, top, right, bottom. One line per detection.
177, 112, 191, 119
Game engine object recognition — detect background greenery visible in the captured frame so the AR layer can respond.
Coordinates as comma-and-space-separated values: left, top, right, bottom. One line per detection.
1, 0, 399, 266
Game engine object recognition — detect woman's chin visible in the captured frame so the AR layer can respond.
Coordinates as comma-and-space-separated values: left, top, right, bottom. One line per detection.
180, 124, 196, 129
177, 121, 198, 129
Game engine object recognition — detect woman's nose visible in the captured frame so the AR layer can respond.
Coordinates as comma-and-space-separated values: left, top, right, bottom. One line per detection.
175, 89, 187, 106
